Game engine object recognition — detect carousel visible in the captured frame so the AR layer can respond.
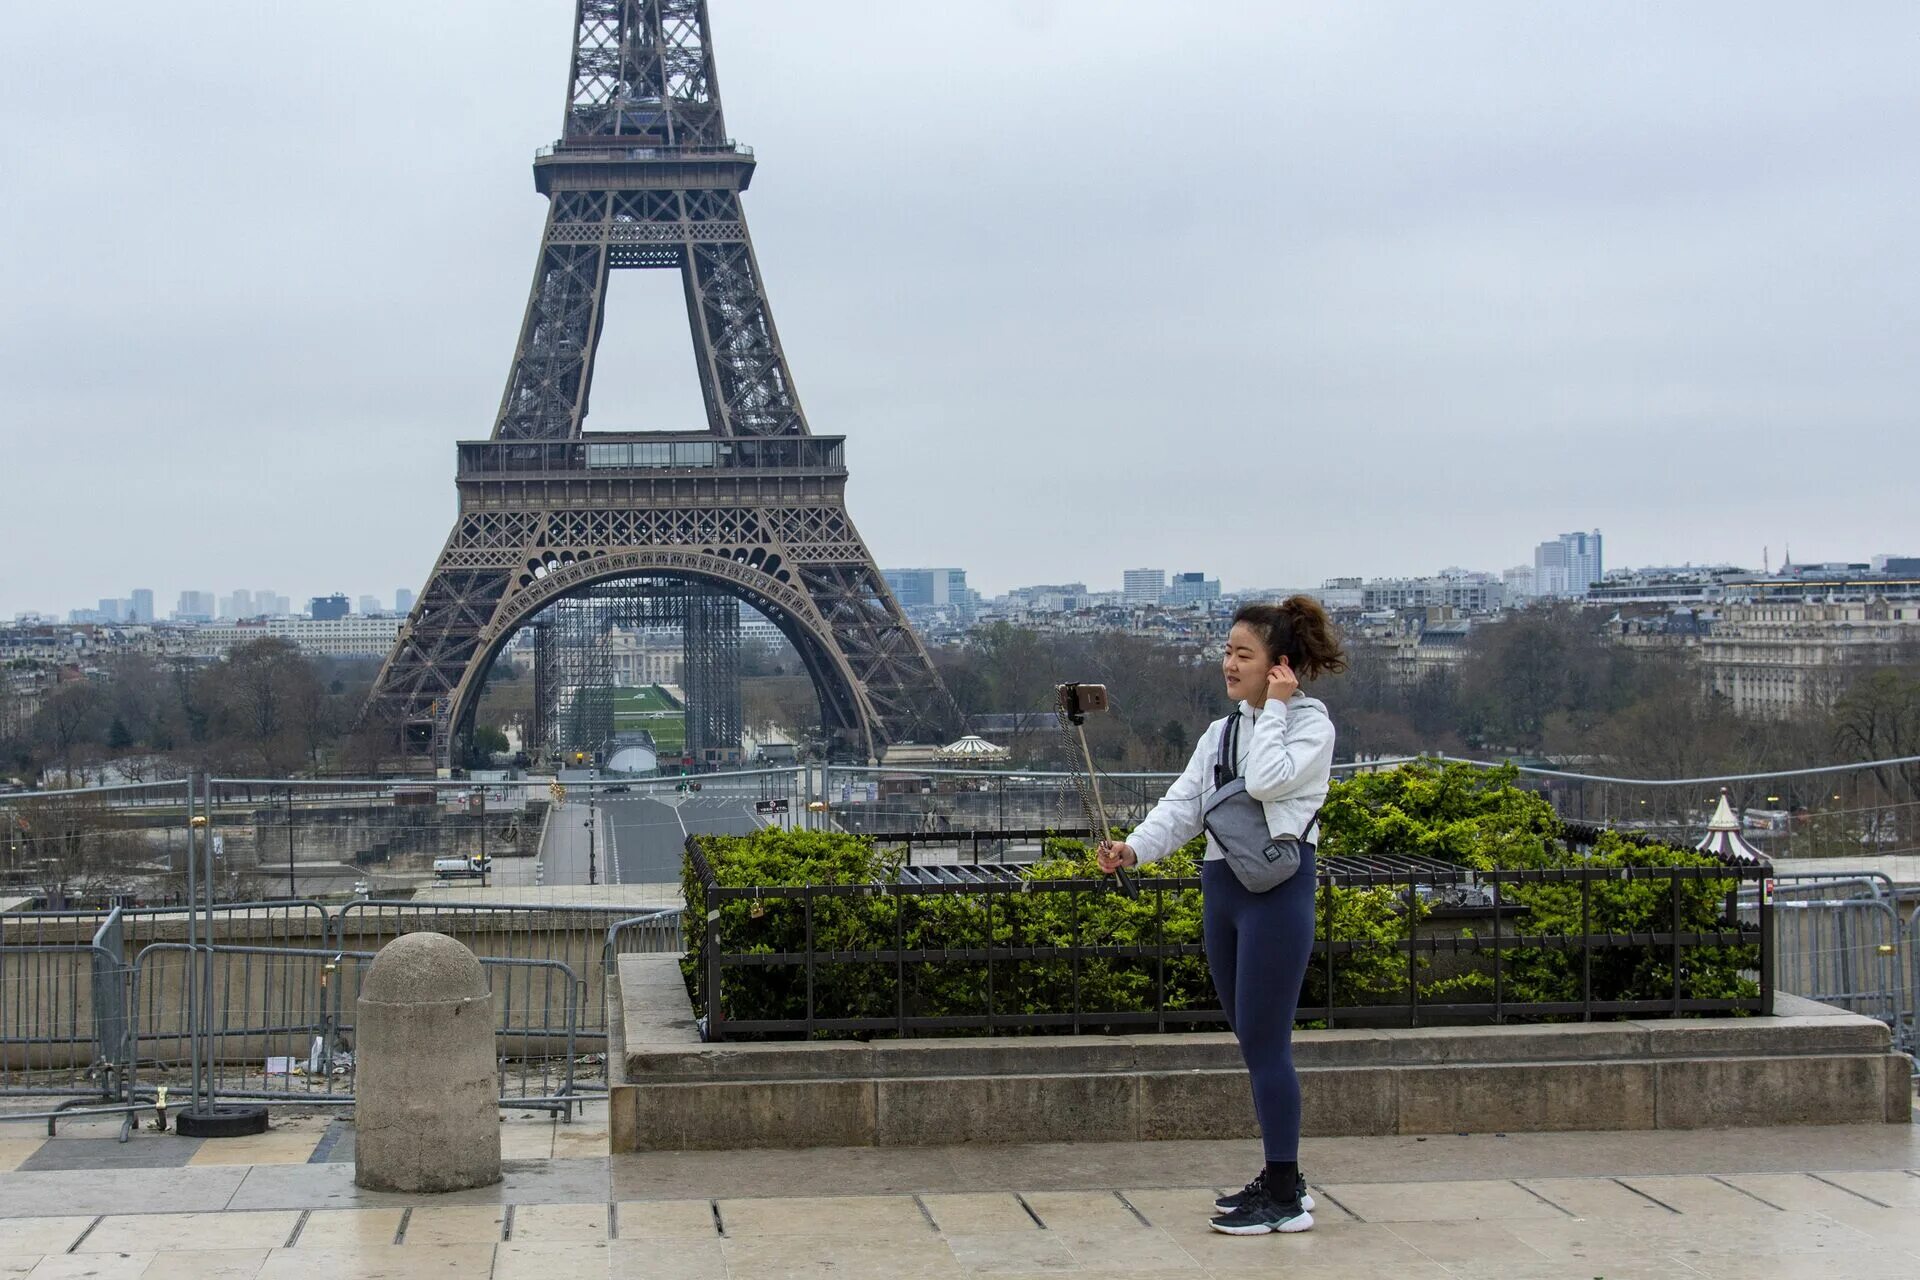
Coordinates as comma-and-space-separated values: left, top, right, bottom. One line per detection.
932, 734, 1011, 766
1695, 789, 1770, 864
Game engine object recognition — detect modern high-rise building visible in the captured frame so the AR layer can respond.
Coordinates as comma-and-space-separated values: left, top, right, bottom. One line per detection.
395, 588, 416, 615
1165, 572, 1221, 606
309, 594, 350, 621
1123, 569, 1166, 606
97, 598, 129, 623
882, 568, 968, 609
357, 595, 384, 617
129, 589, 155, 623
174, 591, 216, 622
1533, 531, 1603, 599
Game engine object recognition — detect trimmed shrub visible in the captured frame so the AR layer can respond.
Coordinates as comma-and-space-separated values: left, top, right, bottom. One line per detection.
684, 761, 1757, 1036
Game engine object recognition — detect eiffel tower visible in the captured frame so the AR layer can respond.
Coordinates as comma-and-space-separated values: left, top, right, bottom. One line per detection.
365, 0, 957, 769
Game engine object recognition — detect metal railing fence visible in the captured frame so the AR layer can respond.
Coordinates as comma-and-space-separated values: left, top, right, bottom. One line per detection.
603, 910, 686, 976
813, 754, 1920, 861
687, 828, 1772, 1040
330, 899, 683, 1039
128, 944, 582, 1111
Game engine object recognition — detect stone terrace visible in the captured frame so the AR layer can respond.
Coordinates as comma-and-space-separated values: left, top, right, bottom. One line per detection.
3, 1107, 1920, 1277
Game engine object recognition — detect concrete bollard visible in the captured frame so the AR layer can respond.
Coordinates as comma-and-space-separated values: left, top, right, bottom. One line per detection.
354, 932, 501, 1193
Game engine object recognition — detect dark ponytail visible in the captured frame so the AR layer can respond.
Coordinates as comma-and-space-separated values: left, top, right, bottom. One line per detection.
1231, 595, 1348, 681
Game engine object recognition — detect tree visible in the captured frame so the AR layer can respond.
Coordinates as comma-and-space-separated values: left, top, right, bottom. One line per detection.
205, 639, 323, 774
467, 725, 511, 767
34, 679, 107, 786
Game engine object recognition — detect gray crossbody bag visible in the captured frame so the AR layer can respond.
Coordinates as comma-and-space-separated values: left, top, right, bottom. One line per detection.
1201, 712, 1322, 894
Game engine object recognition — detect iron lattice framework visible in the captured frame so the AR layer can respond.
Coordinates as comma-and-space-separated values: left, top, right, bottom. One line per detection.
365, 0, 956, 767
529, 580, 742, 766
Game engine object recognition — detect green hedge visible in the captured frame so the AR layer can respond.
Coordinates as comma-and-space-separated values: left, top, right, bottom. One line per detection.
683, 761, 1758, 1036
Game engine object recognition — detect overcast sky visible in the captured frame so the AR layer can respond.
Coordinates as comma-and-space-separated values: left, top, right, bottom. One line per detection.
1, 1, 1914, 617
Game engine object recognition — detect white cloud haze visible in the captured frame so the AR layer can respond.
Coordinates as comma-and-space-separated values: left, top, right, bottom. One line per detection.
1, 1, 1914, 614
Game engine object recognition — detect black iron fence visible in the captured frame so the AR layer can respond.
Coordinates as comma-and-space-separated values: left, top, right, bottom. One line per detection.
686, 833, 1771, 1040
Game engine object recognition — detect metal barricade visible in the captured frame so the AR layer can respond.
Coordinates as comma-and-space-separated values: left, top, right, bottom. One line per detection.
128, 943, 582, 1112
1769, 897, 1907, 1028
329, 899, 667, 1038
602, 909, 686, 977
0, 906, 132, 1103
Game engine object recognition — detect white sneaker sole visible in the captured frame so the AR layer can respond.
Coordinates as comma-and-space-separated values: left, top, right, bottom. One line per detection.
1209, 1209, 1314, 1236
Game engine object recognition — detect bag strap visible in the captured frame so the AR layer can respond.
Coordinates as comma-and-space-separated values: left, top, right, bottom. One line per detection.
1213, 712, 1240, 787
1218, 707, 1327, 842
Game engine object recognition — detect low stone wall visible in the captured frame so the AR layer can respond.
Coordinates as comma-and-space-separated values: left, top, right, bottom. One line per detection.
609, 955, 1912, 1151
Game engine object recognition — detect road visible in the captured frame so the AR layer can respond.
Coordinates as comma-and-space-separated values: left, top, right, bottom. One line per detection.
538, 793, 775, 887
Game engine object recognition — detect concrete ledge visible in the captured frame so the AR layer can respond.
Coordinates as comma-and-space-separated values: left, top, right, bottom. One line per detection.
610, 954, 1911, 1151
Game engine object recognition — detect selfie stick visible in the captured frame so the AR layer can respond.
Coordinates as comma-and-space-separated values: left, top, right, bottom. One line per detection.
1057, 683, 1137, 898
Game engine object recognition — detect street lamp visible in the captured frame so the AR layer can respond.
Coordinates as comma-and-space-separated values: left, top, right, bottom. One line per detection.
584, 816, 596, 886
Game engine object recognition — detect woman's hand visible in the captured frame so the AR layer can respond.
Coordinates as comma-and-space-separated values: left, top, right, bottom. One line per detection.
1266, 657, 1299, 704
1097, 841, 1138, 874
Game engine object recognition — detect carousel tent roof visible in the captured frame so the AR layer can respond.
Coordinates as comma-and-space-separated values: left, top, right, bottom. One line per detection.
933, 734, 1010, 762
1695, 790, 1769, 864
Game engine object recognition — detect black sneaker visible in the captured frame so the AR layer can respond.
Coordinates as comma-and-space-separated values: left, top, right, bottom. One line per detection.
1214, 1171, 1314, 1214
1209, 1186, 1313, 1236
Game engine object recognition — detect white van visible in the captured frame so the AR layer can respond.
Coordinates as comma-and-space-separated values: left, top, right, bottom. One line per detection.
432, 855, 490, 879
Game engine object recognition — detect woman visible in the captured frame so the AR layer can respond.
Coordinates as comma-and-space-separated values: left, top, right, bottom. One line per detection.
1099, 596, 1345, 1236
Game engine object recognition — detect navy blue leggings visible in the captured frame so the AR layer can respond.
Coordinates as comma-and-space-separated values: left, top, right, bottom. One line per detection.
1202, 851, 1316, 1163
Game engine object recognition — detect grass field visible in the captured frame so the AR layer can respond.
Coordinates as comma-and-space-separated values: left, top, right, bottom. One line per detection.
613, 685, 685, 754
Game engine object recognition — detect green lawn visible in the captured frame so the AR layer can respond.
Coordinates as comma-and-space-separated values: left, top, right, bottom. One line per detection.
613, 685, 686, 754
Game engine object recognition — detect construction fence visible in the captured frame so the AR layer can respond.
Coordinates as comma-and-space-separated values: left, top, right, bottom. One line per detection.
0, 898, 684, 1121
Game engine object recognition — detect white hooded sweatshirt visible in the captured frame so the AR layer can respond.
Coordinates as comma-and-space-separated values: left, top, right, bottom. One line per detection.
1125, 693, 1335, 865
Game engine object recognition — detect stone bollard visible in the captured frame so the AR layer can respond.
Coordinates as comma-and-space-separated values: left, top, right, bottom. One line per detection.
354, 932, 501, 1193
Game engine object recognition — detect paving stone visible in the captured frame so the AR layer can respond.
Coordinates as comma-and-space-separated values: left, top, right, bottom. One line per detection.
18, 1136, 201, 1171
1614, 1174, 1785, 1216
292, 1208, 406, 1249
509, 1202, 610, 1243
611, 1199, 716, 1239
139, 1247, 271, 1279
79, 1210, 300, 1254
1315, 1179, 1566, 1223
940, 1229, 1077, 1272
256, 1244, 498, 1279
1117, 1186, 1227, 1229
401, 1205, 505, 1246
499, 1122, 554, 1162
25, 1254, 154, 1280
186, 1131, 325, 1167
1054, 1225, 1200, 1272
0, 1139, 44, 1173
1515, 1176, 1678, 1219
1720, 1171, 1896, 1216
1159, 1219, 1435, 1273
1018, 1190, 1142, 1232
0, 1168, 248, 1218
551, 1125, 608, 1159
1384, 1219, 1557, 1266
717, 1194, 933, 1240
719, 1234, 965, 1280
494, 1240, 612, 1279
0, 1216, 95, 1255
917, 1193, 1036, 1235
1813, 1169, 1920, 1207
609, 1237, 728, 1280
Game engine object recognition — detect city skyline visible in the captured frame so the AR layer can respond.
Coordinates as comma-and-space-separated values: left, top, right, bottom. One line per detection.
22, 538, 1918, 626
3, 3, 1916, 618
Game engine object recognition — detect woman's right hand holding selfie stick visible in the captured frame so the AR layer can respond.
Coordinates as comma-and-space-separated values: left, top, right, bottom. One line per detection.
1097, 841, 1138, 875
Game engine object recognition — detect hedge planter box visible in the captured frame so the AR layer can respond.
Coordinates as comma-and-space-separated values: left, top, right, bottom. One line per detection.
680, 766, 1771, 1042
